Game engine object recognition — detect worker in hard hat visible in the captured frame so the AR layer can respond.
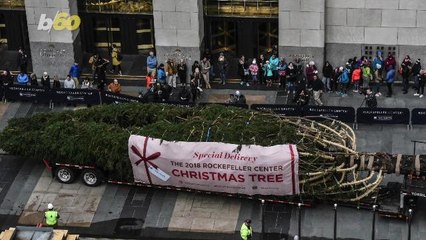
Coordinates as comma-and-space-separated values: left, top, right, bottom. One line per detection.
44, 203, 60, 227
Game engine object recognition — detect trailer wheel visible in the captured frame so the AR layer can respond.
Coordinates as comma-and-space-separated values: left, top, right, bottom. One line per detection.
81, 169, 103, 186
55, 167, 75, 184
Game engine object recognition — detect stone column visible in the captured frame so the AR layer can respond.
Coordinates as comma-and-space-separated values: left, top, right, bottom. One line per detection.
279, 0, 325, 68
152, 0, 204, 69
24, 0, 81, 78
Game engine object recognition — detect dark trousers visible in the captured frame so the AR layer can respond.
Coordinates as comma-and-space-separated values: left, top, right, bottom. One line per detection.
387, 82, 393, 96
418, 80, 425, 95
402, 77, 409, 92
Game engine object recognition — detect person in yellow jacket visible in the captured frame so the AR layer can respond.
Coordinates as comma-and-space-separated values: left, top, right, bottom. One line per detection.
240, 219, 252, 240
111, 44, 122, 75
44, 203, 60, 227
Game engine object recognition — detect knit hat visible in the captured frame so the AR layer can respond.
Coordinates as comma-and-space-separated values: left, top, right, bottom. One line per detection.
43, 72, 48, 75
48, 203, 53, 210
376, 64, 382, 69
235, 90, 241, 96
252, 59, 256, 64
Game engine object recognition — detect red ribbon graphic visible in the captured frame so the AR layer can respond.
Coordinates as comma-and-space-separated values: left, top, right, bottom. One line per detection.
131, 137, 161, 184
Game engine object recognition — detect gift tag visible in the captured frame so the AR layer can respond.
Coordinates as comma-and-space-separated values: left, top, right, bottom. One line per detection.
148, 165, 171, 182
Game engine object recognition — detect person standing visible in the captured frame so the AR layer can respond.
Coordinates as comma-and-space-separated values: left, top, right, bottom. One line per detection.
415, 69, 426, 98
385, 67, 396, 97
322, 61, 333, 92
165, 59, 177, 88
238, 55, 249, 87
278, 57, 287, 89
30, 73, 38, 86
201, 57, 211, 89
63, 75, 76, 89
312, 75, 324, 106
177, 59, 187, 86
362, 63, 373, 89
249, 59, 259, 85
351, 66, 361, 92
41, 72, 51, 89
400, 55, 412, 94
240, 219, 252, 240
69, 62, 81, 88
52, 75, 61, 89
111, 44, 123, 75
218, 52, 228, 85
305, 61, 318, 89
17, 47, 28, 73
157, 63, 166, 85
269, 54, 279, 84
44, 203, 59, 227
258, 54, 266, 85
412, 59, 422, 91
146, 51, 157, 76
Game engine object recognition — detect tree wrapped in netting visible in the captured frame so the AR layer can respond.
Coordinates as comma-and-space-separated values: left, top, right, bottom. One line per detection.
0, 103, 424, 202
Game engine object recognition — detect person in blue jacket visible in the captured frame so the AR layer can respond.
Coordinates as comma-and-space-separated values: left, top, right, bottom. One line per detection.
16, 71, 29, 85
157, 63, 166, 84
69, 62, 81, 88
146, 51, 158, 76
385, 67, 396, 97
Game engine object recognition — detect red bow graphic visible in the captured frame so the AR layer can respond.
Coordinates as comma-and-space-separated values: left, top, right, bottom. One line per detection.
131, 137, 161, 184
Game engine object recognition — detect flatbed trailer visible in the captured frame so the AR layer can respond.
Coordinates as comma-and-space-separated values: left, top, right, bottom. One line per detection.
42, 159, 426, 218
42, 160, 314, 207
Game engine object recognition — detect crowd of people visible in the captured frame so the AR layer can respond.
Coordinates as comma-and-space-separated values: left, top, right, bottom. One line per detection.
0, 47, 123, 94
3, 46, 426, 106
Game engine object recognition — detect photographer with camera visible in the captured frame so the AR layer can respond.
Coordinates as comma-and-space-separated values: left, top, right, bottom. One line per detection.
361, 88, 377, 108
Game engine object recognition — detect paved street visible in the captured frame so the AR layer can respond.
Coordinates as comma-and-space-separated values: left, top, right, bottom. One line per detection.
1, 87, 426, 239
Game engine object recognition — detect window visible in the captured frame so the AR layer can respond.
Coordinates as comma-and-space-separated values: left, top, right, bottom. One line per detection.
79, 0, 152, 14
363, 45, 397, 60
204, 0, 278, 18
0, 0, 24, 9
136, 18, 154, 53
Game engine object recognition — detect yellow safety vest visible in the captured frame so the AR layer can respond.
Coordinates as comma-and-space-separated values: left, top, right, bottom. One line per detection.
45, 210, 58, 226
240, 223, 252, 240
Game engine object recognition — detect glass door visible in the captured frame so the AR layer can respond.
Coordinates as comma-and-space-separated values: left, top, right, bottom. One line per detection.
93, 16, 121, 52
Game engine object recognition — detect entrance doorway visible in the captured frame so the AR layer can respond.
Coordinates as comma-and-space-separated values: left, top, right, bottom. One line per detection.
206, 17, 277, 58
205, 17, 278, 78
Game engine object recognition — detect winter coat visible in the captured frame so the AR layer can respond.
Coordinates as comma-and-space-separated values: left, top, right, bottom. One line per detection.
157, 68, 166, 84
17, 73, 28, 85
338, 69, 350, 84
112, 48, 121, 66
351, 69, 361, 82
322, 63, 334, 78
249, 64, 259, 76
69, 64, 81, 78
384, 56, 396, 71
412, 62, 422, 76
146, 56, 158, 69
386, 69, 396, 83
269, 57, 279, 70
305, 66, 317, 81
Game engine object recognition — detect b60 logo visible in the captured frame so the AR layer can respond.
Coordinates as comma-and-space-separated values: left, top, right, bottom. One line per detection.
37, 12, 81, 32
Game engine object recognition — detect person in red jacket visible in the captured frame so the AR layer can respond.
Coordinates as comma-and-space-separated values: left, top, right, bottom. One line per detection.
352, 67, 361, 92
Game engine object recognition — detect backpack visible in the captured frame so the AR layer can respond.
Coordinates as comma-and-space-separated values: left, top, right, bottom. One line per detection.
339, 70, 349, 84
117, 53, 123, 61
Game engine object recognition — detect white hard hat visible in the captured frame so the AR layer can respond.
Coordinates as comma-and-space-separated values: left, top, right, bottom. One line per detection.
235, 90, 241, 96
48, 203, 54, 210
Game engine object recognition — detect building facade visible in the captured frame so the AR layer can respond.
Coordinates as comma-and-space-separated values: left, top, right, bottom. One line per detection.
0, 0, 425, 77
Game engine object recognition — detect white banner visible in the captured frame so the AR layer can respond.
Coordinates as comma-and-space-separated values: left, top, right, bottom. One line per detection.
128, 135, 299, 196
